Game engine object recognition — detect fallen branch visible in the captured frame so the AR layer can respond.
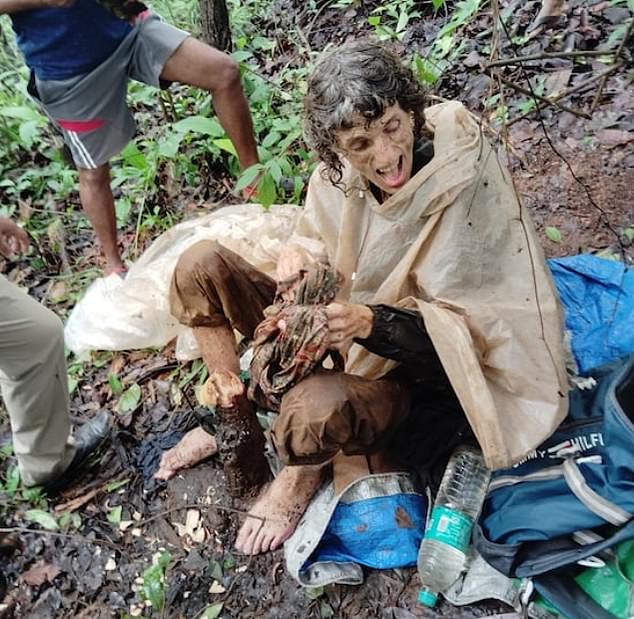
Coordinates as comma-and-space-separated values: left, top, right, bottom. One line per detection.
506, 63, 622, 127
496, 75, 591, 119
590, 17, 634, 113
486, 48, 620, 68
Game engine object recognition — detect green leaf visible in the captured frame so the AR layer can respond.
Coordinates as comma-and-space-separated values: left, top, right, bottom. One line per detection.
117, 383, 141, 414
25, 509, 59, 530
368, 15, 381, 26
305, 586, 324, 600
0, 106, 42, 122
21, 485, 44, 504
5, 465, 20, 495
209, 559, 223, 581
58, 511, 81, 530
261, 131, 281, 149
252, 35, 276, 51
267, 159, 283, 184
232, 50, 253, 62
107, 505, 123, 524
68, 376, 79, 395
121, 143, 147, 171
222, 556, 236, 571
0, 443, 13, 459
257, 172, 277, 208
200, 603, 224, 619
158, 132, 184, 159
213, 138, 238, 158
432, 0, 445, 9
320, 601, 335, 618
109, 373, 123, 395
19, 120, 40, 149
235, 163, 264, 192
106, 478, 130, 492
173, 116, 224, 137
545, 226, 562, 242
141, 551, 171, 610
624, 227, 634, 242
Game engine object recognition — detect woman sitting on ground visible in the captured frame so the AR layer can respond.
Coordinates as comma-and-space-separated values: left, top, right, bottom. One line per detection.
155, 41, 568, 556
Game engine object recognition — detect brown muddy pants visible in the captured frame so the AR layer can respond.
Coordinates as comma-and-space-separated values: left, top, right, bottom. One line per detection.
169, 240, 412, 466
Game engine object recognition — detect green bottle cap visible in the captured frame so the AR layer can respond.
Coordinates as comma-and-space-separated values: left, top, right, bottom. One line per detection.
418, 588, 438, 607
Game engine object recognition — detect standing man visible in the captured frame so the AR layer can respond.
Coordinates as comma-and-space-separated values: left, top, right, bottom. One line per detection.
0, 217, 110, 489
3, 0, 260, 275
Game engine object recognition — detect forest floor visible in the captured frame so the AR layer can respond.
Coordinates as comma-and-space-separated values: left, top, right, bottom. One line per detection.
0, 0, 633, 618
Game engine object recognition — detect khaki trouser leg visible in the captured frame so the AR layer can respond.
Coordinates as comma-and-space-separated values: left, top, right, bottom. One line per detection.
0, 276, 75, 486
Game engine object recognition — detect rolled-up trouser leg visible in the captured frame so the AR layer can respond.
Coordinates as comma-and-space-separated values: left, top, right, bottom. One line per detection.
169, 240, 276, 337
0, 276, 74, 486
272, 371, 412, 465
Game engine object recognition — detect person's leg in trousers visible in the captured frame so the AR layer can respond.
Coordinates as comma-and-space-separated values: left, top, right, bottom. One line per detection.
0, 276, 75, 486
155, 240, 277, 480
235, 370, 412, 555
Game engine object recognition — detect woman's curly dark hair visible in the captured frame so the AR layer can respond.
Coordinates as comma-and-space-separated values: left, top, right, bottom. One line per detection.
303, 40, 429, 187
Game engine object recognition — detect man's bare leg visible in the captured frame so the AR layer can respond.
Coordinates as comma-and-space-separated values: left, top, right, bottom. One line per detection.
160, 38, 259, 171
78, 164, 125, 275
235, 464, 324, 555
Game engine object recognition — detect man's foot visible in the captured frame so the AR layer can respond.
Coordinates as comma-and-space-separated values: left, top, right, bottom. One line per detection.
43, 411, 111, 494
154, 427, 218, 481
235, 465, 324, 555
104, 261, 128, 278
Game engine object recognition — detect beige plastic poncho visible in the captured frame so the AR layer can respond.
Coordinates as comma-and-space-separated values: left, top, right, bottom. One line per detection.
289, 100, 569, 470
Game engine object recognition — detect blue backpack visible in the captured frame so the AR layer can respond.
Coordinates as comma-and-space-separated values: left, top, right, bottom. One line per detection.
474, 356, 634, 618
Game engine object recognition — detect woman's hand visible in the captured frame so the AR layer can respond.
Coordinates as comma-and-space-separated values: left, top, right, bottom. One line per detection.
276, 244, 314, 301
325, 302, 373, 352
0, 218, 29, 259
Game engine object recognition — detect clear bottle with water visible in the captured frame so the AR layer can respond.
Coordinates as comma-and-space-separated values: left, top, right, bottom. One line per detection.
417, 445, 491, 608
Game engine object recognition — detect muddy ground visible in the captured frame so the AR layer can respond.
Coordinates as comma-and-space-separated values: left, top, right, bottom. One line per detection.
1, 0, 633, 617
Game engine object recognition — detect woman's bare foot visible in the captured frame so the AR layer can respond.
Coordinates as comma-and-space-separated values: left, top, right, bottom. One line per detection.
235, 464, 324, 555
154, 427, 218, 480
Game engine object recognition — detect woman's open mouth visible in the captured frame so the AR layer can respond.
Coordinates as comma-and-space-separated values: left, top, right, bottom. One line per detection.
376, 155, 406, 189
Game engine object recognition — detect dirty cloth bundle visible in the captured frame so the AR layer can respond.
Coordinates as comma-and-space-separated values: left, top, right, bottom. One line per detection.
248, 263, 343, 411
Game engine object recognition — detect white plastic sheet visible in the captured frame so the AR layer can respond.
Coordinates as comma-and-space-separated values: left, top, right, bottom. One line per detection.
64, 204, 297, 360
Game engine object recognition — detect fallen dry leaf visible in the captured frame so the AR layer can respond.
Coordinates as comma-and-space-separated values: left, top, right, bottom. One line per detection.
208, 580, 226, 594
173, 509, 206, 543
21, 561, 61, 587
54, 487, 100, 513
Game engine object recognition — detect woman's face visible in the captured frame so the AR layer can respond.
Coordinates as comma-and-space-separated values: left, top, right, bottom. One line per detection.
335, 103, 414, 195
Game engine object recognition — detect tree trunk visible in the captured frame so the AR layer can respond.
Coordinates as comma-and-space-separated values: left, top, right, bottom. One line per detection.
198, 0, 232, 52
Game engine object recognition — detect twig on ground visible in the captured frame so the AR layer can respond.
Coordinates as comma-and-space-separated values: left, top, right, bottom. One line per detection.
590, 17, 634, 113
486, 48, 621, 68
506, 63, 622, 127
494, 75, 591, 119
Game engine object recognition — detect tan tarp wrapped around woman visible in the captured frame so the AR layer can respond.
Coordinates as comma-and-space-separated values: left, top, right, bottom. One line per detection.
290, 100, 569, 470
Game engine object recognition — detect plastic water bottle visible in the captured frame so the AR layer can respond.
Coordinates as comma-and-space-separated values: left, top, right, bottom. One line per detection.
417, 445, 491, 608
